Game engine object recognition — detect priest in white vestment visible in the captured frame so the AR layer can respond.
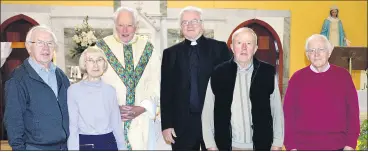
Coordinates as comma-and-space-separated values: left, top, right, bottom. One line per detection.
94, 6, 169, 150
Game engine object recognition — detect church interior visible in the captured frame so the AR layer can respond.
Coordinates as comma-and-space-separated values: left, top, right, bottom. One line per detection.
1, 0, 367, 150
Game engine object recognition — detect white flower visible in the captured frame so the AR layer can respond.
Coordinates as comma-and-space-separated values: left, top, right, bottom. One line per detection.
72, 35, 80, 43
76, 25, 82, 31
81, 41, 87, 47
84, 31, 97, 45
87, 31, 94, 37
80, 36, 90, 47
72, 17, 97, 49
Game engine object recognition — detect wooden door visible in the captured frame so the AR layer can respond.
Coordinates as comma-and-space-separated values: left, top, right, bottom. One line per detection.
227, 19, 284, 95
0, 14, 38, 140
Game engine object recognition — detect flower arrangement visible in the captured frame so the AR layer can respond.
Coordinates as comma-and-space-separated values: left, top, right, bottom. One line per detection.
70, 16, 97, 58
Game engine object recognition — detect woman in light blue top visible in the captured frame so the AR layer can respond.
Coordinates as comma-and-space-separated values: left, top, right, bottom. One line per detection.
67, 47, 126, 150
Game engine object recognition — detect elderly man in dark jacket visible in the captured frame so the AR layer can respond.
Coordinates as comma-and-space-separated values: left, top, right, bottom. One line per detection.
4, 25, 70, 150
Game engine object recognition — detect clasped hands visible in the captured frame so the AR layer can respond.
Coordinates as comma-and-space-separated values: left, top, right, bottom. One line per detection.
120, 105, 145, 121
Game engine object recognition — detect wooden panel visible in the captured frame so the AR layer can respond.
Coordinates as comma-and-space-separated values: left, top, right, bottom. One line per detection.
258, 36, 269, 50
6, 32, 20, 42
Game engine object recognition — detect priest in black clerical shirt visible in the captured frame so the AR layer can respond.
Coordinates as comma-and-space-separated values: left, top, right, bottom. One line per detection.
160, 6, 232, 151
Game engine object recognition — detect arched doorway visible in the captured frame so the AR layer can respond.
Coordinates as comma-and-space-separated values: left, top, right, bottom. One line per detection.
227, 19, 284, 95
0, 14, 39, 140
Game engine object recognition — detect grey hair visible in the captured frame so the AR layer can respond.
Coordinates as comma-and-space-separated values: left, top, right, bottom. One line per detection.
79, 47, 108, 74
113, 6, 138, 26
179, 6, 203, 25
231, 27, 258, 45
304, 34, 334, 51
25, 25, 58, 48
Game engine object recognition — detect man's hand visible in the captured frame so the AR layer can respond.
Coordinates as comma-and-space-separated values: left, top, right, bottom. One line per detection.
162, 128, 176, 144
271, 146, 282, 151
207, 147, 218, 150
343, 146, 354, 151
120, 105, 145, 121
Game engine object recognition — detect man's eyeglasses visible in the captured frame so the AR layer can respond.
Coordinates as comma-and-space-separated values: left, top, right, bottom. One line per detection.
181, 19, 202, 26
306, 48, 327, 54
29, 41, 55, 48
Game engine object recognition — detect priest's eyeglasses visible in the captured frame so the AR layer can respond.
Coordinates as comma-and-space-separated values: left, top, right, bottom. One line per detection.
118, 24, 135, 29
181, 19, 202, 26
29, 41, 55, 48
86, 58, 105, 65
306, 48, 327, 54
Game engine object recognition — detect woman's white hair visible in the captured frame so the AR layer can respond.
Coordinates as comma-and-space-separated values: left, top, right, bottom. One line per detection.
79, 47, 108, 74
25, 25, 58, 50
231, 27, 258, 45
304, 34, 334, 52
113, 6, 138, 26
179, 6, 203, 25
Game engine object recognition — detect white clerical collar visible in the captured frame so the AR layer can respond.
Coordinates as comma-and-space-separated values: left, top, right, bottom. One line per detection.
186, 34, 202, 46
310, 63, 330, 73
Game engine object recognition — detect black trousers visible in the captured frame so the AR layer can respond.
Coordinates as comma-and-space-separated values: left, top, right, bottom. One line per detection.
172, 136, 207, 151
171, 113, 207, 151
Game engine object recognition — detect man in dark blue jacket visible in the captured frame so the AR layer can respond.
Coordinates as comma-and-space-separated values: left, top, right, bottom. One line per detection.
4, 25, 70, 150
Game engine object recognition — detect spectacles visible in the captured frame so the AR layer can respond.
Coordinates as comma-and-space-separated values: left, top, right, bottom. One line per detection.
117, 24, 135, 28
29, 41, 55, 48
86, 58, 105, 65
181, 19, 202, 26
306, 48, 327, 54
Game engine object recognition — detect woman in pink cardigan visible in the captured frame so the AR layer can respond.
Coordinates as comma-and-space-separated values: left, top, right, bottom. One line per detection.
283, 34, 360, 150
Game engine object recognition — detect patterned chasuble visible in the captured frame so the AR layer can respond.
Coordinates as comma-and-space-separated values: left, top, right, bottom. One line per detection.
96, 39, 153, 150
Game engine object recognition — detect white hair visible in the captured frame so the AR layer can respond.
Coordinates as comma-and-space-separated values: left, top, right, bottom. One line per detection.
179, 6, 203, 25
113, 6, 138, 26
304, 34, 334, 52
79, 47, 108, 74
231, 27, 258, 45
25, 25, 58, 48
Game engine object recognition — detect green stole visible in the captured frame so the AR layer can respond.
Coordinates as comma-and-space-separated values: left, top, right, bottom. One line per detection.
96, 39, 153, 150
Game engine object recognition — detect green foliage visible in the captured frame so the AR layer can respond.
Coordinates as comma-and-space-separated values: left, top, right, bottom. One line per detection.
358, 119, 368, 150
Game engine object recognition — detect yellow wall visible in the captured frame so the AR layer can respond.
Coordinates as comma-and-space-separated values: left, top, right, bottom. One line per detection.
168, 1, 367, 89
0, 1, 113, 6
